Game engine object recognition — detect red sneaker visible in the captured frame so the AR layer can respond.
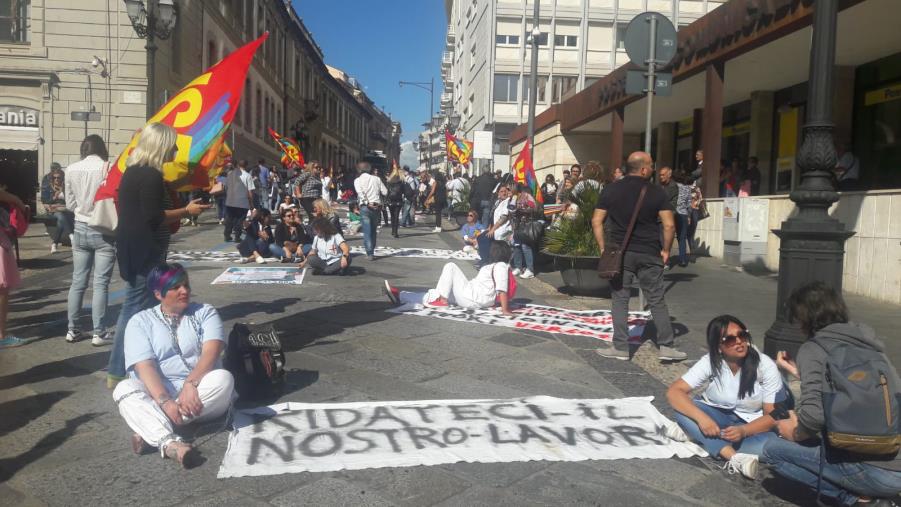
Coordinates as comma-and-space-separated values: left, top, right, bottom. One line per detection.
383, 280, 401, 306
423, 298, 449, 308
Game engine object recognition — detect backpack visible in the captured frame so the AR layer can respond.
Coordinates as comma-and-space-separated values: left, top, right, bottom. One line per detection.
493, 266, 517, 304
403, 179, 417, 201
1, 204, 29, 237
812, 336, 901, 456
387, 180, 404, 204
225, 323, 286, 401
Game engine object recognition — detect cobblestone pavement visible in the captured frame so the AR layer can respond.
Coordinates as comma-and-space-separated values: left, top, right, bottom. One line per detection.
5, 214, 896, 506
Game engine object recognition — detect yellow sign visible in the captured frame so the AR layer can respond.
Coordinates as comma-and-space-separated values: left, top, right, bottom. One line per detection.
677, 117, 693, 137
865, 82, 901, 106
722, 121, 750, 138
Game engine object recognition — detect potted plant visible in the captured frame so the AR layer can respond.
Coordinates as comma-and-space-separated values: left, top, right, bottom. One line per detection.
452, 184, 472, 227
542, 186, 609, 295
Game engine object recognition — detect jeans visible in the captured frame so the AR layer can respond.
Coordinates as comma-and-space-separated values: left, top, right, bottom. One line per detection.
762, 438, 901, 506
224, 206, 247, 241
512, 242, 534, 271
676, 213, 690, 265
610, 251, 674, 348
477, 233, 493, 265
299, 197, 316, 223
673, 400, 777, 458
108, 270, 158, 379
51, 210, 74, 244
270, 243, 311, 259
238, 237, 272, 258
401, 200, 415, 226
215, 196, 226, 220
360, 205, 379, 256
479, 200, 492, 228
388, 204, 402, 236
67, 222, 116, 335
687, 208, 700, 254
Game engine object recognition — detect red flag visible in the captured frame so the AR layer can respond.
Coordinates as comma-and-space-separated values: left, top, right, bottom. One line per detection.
513, 140, 543, 204
96, 33, 268, 200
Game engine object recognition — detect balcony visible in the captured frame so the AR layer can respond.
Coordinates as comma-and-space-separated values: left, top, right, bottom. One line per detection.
446, 26, 455, 49
442, 51, 452, 68
440, 93, 453, 106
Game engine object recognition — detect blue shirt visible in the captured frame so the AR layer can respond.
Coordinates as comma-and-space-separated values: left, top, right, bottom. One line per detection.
460, 222, 485, 240
124, 303, 224, 395
259, 165, 270, 189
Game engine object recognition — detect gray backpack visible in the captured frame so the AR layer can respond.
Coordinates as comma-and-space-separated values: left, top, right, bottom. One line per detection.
812, 336, 901, 456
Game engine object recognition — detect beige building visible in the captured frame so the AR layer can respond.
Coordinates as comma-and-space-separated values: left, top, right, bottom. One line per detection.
0, 0, 395, 210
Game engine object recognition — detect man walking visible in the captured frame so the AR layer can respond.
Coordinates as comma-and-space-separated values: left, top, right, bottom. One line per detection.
471, 168, 496, 227
591, 151, 686, 362
657, 166, 679, 270
223, 159, 254, 242
354, 161, 387, 260
401, 166, 417, 227
257, 159, 271, 211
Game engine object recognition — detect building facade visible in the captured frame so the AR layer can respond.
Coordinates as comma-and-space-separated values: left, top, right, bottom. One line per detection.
436, 0, 725, 174
0, 0, 397, 210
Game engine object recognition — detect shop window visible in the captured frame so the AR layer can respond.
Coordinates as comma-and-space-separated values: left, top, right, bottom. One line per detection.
0, 0, 29, 43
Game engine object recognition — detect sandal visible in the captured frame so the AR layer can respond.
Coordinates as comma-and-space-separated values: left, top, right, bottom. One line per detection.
162, 440, 201, 469
131, 433, 153, 455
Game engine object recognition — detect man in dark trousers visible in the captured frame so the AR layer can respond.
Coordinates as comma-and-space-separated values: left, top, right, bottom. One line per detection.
223, 159, 254, 242
591, 151, 686, 362
471, 168, 497, 227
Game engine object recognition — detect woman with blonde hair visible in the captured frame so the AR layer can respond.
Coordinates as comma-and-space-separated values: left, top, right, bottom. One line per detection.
385, 164, 405, 238
311, 197, 343, 235
107, 122, 211, 388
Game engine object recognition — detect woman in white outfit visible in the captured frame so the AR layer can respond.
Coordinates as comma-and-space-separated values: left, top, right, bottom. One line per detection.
384, 240, 515, 315
112, 263, 235, 468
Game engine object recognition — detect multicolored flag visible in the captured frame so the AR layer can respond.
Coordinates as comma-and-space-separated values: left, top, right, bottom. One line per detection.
95, 33, 268, 199
267, 127, 305, 169
445, 130, 473, 166
513, 140, 543, 204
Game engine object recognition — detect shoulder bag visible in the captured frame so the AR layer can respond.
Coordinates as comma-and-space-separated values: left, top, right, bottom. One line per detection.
597, 184, 647, 280
87, 162, 118, 236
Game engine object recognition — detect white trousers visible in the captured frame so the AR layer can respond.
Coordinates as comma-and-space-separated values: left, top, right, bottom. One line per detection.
113, 369, 235, 450
424, 263, 492, 309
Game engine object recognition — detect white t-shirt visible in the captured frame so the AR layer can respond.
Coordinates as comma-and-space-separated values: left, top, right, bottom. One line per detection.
471, 262, 510, 305
321, 176, 332, 199
312, 233, 346, 265
492, 197, 512, 241
240, 170, 255, 192
681, 348, 783, 422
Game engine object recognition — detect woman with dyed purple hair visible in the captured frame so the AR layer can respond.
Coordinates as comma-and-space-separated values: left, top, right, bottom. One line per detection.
111, 263, 235, 468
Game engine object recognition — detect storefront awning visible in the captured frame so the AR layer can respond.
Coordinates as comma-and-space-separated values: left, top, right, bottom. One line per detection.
0, 126, 40, 151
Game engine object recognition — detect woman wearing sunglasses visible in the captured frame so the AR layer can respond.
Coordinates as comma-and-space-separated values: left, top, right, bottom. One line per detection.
666, 315, 784, 480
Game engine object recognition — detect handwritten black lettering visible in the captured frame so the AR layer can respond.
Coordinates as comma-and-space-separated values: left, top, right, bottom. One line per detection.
612, 425, 664, 446
249, 412, 299, 433
345, 429, 378, 454
396, 404, 441, 424
442, 427, 468, 445
604, 405, 642, 420
526, 404, 549, 421
583, 428, 614, 445
448, 404, 489, 421
325, 408, 362, 428
298, 431, 342, 457
247, 436, 295, 464
518, 424, 551, 444
365, 428, 404, 453
577, 403, 600, 420
488, 403, 532, 420
365, 406, 412, 427
305, 409, 318, 430
402, 427, 447, 449
488, 423, 521, 444
539, 426, 577, 445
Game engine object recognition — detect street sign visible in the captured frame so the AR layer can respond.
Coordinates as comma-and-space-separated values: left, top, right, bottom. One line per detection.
473, 130, 493, 160
71, 111, 101, 122
624, 12, 677, 68
625, 70, 672, 96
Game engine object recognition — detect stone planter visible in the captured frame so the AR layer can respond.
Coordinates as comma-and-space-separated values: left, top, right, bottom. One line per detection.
546, 251, 610, 296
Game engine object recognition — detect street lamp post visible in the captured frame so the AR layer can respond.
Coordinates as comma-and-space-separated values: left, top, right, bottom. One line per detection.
124, 0, 178, 120
526, 0, 540, 162
763, 0, 853, 358
399, 79, 434, 171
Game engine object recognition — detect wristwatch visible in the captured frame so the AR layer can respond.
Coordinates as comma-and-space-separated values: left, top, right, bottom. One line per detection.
186, 379, 200, 389
156, 395, 173, 407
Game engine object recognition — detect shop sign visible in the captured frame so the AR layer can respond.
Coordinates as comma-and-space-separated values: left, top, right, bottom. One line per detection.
0, 106, 39, 128
864, 82, 901, 107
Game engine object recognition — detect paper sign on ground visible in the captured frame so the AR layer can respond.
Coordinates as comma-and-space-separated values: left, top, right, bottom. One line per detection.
211, 266, 305, 285
217, 396, 705, 478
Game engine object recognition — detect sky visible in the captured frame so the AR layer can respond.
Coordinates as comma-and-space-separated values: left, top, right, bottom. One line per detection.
294, 0, 446, 152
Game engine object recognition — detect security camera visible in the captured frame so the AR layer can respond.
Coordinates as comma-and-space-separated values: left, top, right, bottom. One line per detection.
91, 56, 102, 67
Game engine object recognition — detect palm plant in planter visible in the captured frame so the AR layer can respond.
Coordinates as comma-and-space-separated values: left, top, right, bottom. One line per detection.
452, 184, 472, 227
542, 186, 610, 295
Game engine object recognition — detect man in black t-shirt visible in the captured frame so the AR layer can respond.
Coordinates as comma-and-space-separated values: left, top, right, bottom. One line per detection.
591, 151, 686, 362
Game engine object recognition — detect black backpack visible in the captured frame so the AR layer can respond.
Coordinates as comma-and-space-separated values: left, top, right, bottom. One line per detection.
387, 180, 404, 204
403, 179, 417, 201
225, 323, 286, 401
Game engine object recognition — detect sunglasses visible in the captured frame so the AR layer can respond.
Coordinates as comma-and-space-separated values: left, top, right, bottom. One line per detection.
468, 213, 476, 217
721, 330, 751, 347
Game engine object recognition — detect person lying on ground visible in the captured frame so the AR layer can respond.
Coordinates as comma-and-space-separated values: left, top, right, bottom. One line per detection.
460, 208, 485, 254
384, 240, 514, 316
311, 198, 343, 236
112, 263, 235, 469
762, 282, 901, 507
271, 208, 310, 262
237, 208, 274, 264
298, 217, 350, 275
667, 314, 785, 480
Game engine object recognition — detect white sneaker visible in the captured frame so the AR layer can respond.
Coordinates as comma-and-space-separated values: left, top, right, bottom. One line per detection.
511, 268, 522, 276
661, 421, 689, 442
255, 256, 266, 264
236, 257, 250, 264
65, 329, 82, 343
723, 453, 759, 480
520, 269, 534, 279
433, 227, 442, 233
91, 332, 113, 347
50, 243, 58, 254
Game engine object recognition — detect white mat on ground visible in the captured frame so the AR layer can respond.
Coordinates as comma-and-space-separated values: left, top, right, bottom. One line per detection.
211, 266, 306, 285
388, 291, 647, 342
217, 396, 705, 478
170, 250, 241, 262
350, 246, 480, 260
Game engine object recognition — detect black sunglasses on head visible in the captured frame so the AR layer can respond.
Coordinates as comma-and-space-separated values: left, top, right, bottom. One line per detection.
721, 330, 751, 347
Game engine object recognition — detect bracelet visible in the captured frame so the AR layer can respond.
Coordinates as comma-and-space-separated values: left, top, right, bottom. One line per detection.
156, 395, 172, 407
186, 379, 200, 389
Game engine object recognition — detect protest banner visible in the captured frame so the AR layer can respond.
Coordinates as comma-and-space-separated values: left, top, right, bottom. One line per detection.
218, 396, 705, 478
211, 266, 305, 285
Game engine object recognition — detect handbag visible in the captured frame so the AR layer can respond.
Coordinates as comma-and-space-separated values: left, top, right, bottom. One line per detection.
225, 323, 286, 401
87, 162, 118, 235
513, 214, 544, 246
597, 184, 648, 280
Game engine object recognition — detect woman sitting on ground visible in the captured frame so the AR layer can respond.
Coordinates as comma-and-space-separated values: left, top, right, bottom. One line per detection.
237, 208, 274, 264
112, 263, 235, 468
384, 240, 514, 315
271, 208, 311, 262
666, 314, 783, 480
277, 194, 296, 215
299, 217, 350, 275
311, 198, 343, 235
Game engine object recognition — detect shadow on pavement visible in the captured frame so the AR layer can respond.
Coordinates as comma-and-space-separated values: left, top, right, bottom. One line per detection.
265, 300, 398, 352
9, 287, 60, 304
17, 258, 68, 270
216, 297, 301, 321
0, 352, 108, 390
0, 391, 74, 437
663, 272, 698, 295
0, 412, 100, 483
760, 475, 819, 507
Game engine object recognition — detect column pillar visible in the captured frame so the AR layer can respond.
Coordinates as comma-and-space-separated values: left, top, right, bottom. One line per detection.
749, 91, 775, 194
610, 105, 625, 172
655, 121, 676, 169
691, 108, 704, 158
702, 62, 725, 198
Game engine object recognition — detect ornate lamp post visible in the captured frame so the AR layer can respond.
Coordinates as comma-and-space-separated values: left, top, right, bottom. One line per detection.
124, 0, 178, 119
764, 0, 854, 358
